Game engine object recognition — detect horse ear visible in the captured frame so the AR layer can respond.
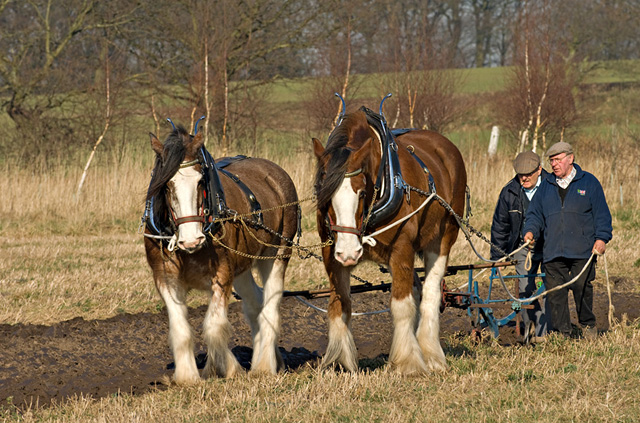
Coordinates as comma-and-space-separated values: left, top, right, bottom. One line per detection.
189, 133, 205, 155
312, 138, 325, 160
149, 133, 164, 156
351, 137, 373, 166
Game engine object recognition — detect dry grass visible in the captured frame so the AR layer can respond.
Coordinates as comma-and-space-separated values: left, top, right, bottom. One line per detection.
4, 324, 640, 422
0, 233, 158, 325
1, 133, 639, 324
1, 130, 639, 421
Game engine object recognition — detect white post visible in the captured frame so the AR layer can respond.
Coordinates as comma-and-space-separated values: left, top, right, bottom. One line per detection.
488, 125, 499, 157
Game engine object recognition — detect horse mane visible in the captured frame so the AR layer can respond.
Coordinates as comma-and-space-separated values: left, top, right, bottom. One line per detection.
146, 125, 191, 202
314, 111, 371, 209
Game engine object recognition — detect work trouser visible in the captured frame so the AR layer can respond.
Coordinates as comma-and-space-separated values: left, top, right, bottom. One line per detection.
514, 248, 550, 337
543, 257, 597, 335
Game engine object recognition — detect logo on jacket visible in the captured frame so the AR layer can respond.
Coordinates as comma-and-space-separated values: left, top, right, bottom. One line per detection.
577, 189, 586, 196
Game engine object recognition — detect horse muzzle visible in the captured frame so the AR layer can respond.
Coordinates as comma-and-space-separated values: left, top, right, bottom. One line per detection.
175, 216, 206, 253
177, 235, 206, 253
333, 235, 363, 266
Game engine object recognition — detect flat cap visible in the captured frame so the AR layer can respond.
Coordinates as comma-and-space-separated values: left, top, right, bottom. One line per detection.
546, 141, 573, 158
513, 151, 540, 174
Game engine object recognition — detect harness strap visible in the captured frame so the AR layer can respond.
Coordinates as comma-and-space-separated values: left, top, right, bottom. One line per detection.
218, 168, 263, 224
344, 168, 363, 178
360, 106, 405, 229
406, 145, 436, 193
327, 211, 363, 236
180, 159, 200, 168
330, 225, 362, 235
174, 215, 205, 226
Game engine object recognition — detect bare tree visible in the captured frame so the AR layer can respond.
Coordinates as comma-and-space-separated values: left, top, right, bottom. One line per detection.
378, 2, 465, 133
129, 0, 320, 153
76, 42, 112, 202
496, 0, 579, 153
304, 0, 367, 132
470, 0, 495, 67
0, 0, 135, 129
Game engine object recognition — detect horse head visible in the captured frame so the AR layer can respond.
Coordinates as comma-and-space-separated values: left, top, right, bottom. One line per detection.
313, 111, 381, 266
149, 125, 206, 253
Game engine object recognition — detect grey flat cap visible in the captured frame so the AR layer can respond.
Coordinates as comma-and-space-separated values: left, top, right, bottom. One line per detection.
513, 151, 541, 174
546, 141, 573, 158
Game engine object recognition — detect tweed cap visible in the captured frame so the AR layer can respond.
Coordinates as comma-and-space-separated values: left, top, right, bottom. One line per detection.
546, 141, 573, 158
512, 151, 541, 174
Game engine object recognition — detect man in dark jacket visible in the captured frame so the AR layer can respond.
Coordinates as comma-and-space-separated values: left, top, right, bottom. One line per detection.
524, 142, 612, 339
491, 151, 550, 342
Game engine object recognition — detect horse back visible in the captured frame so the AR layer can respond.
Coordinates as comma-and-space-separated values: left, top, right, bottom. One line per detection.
216, 157, 299, 238
394, 130, 467, 211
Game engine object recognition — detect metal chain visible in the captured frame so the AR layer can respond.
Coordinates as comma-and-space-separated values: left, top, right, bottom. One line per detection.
214, 213, 383, 287
205, 212, 333, 261
408, 185, 511, 259
249, 218, 330, 260
208, 231, 295, 260
214, 193, 316, 224
361, 186, 380, 230
246, 217, 383, 285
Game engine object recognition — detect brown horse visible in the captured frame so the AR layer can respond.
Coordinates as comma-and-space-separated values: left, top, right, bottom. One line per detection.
313, 108, 467, 374
144, 125, 298, 384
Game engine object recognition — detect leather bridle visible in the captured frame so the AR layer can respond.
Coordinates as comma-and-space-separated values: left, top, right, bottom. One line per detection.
167, 160, 207, 229
325, 167, 372, 239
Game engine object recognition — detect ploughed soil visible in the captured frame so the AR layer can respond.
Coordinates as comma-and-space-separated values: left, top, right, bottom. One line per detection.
1, 281, 638, 409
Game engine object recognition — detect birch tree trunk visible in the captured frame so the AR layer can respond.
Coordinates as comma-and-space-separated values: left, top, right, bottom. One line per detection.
76, 52, 111, 203
333, 18, 352, 128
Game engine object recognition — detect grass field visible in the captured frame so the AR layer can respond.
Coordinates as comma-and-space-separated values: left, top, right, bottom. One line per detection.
2, 324, 640, 422
1, 63, 640, 421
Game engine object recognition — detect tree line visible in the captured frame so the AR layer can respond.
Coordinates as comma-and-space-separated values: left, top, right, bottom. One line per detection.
1, 0, 639, 160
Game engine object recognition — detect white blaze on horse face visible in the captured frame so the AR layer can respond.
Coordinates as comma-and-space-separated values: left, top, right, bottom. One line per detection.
169, 166, 206, 251
331, 177, 363, 266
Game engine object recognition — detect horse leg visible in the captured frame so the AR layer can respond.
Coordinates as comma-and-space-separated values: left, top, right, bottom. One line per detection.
416, 251, 448, 371
322, 263, 358, 372
156, 280, 200, 384
247, 258, 286, 374
202, 277, 243, 378
388, 254, 427, 374
232, 268, 262, 340
412, 270, 423, 329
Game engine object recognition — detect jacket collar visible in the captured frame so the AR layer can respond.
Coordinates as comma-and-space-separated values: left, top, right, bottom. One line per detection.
508, 168, 550, 193
546, 163, 583, 186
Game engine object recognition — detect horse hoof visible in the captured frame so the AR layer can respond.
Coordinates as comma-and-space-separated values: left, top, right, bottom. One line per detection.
172, 374, 202, 386
425, 360, 448, 372
391, 360, 428, 376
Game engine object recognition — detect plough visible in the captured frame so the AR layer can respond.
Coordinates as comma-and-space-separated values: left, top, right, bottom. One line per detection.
283, 260, 545, 340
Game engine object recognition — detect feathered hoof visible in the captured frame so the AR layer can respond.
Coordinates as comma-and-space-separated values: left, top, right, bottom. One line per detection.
391, 354, 447, 375
250, 347, 283, 375
249, 360, 278, 375
172, 373, 202, 386
202, 355, 244, 379
424, 358, 448, 372
390, 359, 428, 376
320, 357, 359, 373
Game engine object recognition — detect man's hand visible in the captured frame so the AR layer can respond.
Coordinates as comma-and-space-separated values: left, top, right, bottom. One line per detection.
593, 239, 606, 255
524, 232, 535, 247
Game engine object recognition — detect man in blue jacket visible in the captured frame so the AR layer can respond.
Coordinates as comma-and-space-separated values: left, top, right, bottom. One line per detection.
491, 151, 550, 343
524, 142, 612, 339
